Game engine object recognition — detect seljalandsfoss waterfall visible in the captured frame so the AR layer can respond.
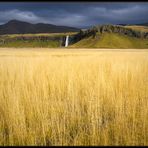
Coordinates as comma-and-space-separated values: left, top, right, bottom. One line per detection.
65, 35, 69, 47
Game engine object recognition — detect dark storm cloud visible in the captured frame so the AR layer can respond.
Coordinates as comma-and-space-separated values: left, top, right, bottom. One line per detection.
0, 2, 148, 27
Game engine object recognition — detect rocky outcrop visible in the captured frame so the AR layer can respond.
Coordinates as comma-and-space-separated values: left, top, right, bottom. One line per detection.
73, 25, 148, 41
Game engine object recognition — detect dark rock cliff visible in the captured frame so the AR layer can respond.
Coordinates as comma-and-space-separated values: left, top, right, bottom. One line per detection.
66, 24, 148, 46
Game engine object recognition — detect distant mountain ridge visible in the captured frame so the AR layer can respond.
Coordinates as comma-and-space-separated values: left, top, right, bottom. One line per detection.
0, 20, 80, 35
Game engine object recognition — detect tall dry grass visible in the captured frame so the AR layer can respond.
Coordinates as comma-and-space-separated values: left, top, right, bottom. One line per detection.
0, 48, 148, 146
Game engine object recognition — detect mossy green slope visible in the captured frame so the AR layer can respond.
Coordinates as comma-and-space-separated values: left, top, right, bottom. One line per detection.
71, 33, 148, 49
0, 40, 60, 48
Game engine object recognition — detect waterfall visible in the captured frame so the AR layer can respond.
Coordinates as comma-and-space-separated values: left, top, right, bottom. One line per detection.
65, 35, 69, 47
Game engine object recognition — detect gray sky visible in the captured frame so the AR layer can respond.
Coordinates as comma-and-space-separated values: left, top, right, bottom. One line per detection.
0, 2, 148, 28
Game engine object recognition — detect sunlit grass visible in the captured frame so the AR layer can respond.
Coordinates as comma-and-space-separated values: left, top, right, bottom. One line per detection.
124, 25, 148, 32
0, 48, 148, 146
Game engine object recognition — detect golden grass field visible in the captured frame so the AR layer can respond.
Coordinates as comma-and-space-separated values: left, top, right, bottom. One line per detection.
0, 48, 148, 146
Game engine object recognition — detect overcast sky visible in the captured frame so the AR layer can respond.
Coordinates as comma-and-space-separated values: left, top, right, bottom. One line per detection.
0, 2, 148, 28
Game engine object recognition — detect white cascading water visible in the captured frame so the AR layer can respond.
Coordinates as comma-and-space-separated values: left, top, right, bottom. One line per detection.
65, 35, 69, 47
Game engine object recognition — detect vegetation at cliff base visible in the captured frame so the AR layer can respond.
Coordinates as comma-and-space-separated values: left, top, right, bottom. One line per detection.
71, 33, 148, 48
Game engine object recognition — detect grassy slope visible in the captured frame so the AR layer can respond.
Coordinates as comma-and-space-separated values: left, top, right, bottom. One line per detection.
0, 40, 60, 48
70, 33, 148, 49
124, 25, 148, 32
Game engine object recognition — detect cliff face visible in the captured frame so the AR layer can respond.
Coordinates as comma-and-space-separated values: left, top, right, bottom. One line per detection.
73, 25, 148, 41
0, 35, 67, 47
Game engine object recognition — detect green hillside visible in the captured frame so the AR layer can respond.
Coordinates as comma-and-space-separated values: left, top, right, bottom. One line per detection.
0, 40, 60, 48
70, 32, 148, 49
